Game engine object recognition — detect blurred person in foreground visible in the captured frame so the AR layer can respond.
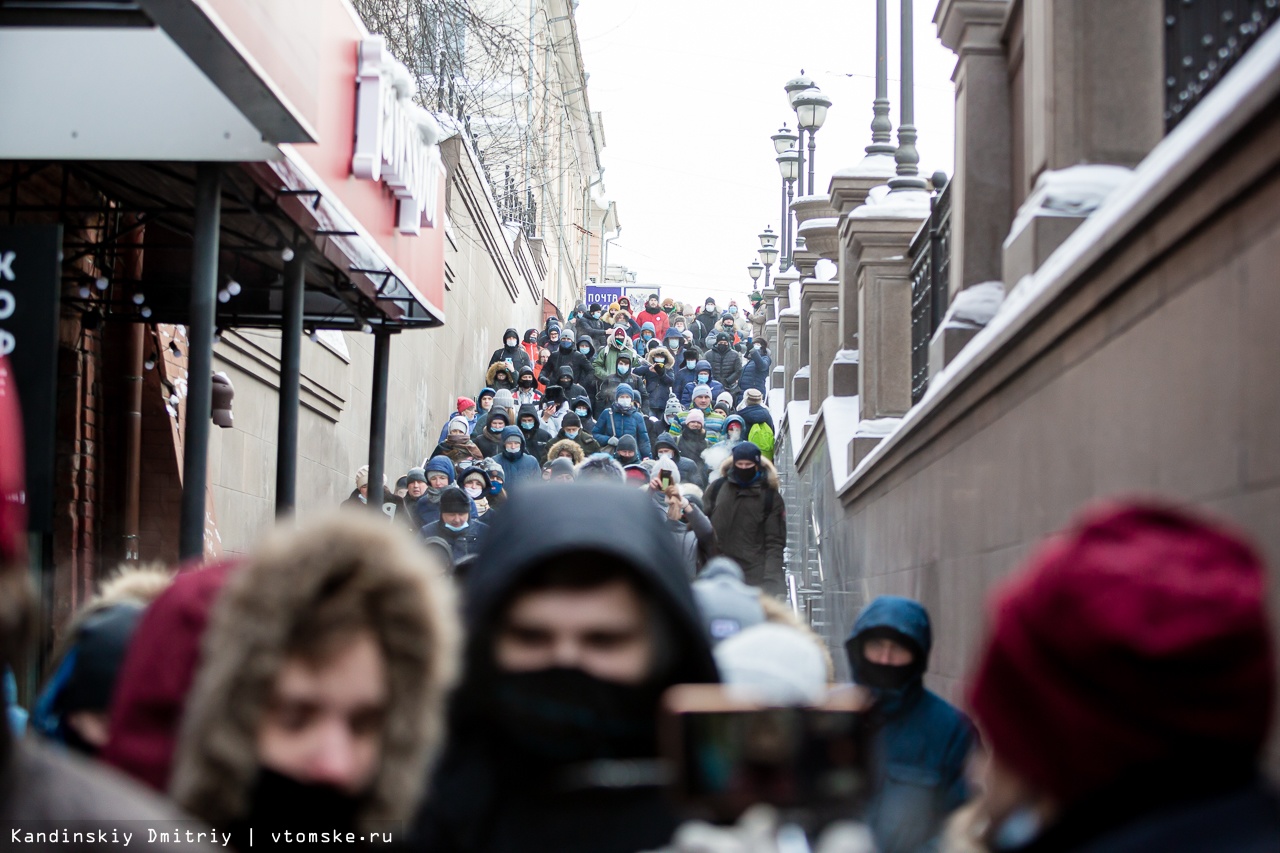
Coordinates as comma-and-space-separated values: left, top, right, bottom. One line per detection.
167, 510, 459, 847
0, 355, 209, 849
954, 503, 1280, 853
846, 596, 974, 853
411, 483, 719, 853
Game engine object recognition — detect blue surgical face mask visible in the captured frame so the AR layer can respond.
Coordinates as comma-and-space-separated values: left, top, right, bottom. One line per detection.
642, 333, 652, 341
575, 408, 589, 418
617, 364, 630, 375
686, 359, 696, 368
698, 373, 710, 384
579, 346, 590, 355
490, 422, 505, 433
520, 420, 536, 431
729, 306, 738, 315
616, 396, 632, 409
565, 429, 579, 439
444, 521, 469, 532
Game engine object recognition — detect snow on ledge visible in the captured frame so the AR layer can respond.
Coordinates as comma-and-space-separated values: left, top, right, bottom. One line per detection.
837, 20, 1280, 498
782, 400, 812, 463
940, 280, 1005, 331
835, 153, 898, 179
1005, 164, 1133, 248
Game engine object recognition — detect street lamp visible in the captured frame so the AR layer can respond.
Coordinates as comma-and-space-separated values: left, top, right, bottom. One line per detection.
770, 125, 797, 269
758, 226, 778, 289
775, 148, 800, 271
783, 71, 814, 195
748, 260, 764, 290
793, 87, 832, 192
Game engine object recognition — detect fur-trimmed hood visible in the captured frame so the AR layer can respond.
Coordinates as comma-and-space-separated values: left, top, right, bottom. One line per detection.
485, 362, 516, 389
716, 454, 780, 490
169, 511, 460, 828
546, 438, 585, 465
646, 346, 674, 367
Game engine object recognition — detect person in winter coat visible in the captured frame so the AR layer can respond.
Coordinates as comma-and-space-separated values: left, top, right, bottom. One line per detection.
544, 438, 586, 466
411, 483, 719, 853
32, 564, 173, 756
958, 503, 1280, 853
703, 415, 748, 479
416, 455, 461, 528
486, 362, 518, 394
593, 383, 652, 459
540, 337, 590, 392
647, 459, 716, 579
703, 443, 785, 596
569, 395, 596, 435
653, 432, 703, 489
489, 327, 532, 372
475, 386, 496, 417
545, 364, 588, 404
577, 303, 610, 345
845, 596, 973, 853
472, 409, 510, 458
693, 297, 720, 343
673, 346, 703, 396
472, 387, 517, 438
592, 327, 638, 381
420, 487, 489, 564
438, 396, 479, 444
496, 426, 540, 487
595, 349, 648, 416
739, 339, 771, 396
514, 365, 542, 406
431, 417, 486, 468
571, 335, 600, 394
519, 329, 540, 366
166, 511, 459, 847
342, 464, 396, 510
515, 404, 554, 464
680, 362, 725, 408
737, 387, 775, 432
633, 346, 677, 419
548, 412, 602, 457
636, 293, 669, 339
707, 332, 744, 395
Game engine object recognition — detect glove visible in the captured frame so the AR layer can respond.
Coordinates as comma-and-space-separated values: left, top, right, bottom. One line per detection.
607, 436, 619, 447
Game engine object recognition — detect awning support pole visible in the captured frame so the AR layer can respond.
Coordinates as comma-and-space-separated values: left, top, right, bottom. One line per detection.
366, 331, 391, 512
275, 248, 306, 516
179, 164, 221, 560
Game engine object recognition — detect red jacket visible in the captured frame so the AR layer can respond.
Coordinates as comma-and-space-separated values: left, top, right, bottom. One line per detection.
636, 306, 669, 339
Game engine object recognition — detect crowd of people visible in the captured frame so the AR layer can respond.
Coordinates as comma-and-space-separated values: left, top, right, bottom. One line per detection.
1, 327, 1278, 853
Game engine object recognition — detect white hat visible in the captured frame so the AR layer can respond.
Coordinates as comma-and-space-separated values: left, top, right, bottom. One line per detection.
713, 622, 829, 706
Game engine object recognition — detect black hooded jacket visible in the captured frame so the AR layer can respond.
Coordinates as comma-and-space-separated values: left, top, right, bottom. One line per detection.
515, 404, 554, 464
412, 484, 719, 853
488, 327, 533, 372
540, 342, 593, 392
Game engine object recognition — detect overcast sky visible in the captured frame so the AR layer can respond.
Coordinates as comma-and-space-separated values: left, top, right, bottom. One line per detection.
575, 0, 956, 308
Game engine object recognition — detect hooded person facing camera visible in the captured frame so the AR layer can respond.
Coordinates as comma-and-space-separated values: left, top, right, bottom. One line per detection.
489, 327, 532, 373
496, 426, 540, 487
420, 487, 488, 564
846, 596, 973, 853
167, 511, 460, 848
411, 484, 719, 853
592, 383, 652, 460
703, 442, 785, 595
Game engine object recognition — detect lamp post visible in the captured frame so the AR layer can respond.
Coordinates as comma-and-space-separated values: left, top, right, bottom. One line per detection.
775, 148, 800, 270
748, 260, 764, 291
758, 226, 779, 290
889, 0, 928, 193
793, 87, 832, 193
783, 71, 814, 195
770, 125, 797, 268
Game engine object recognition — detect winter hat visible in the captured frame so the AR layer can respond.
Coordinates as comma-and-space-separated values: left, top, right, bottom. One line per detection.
456, 396, 476, 414
406, 467, 427, 485
685, 408, 705, 426
615, 383, 636, 400
518, 364, 535, 379
459, 467, 490, 491
616, 434, 639, 455
36, 603, 145, 726
744, 388, 764, 405
731, 442, 762, 465
692, 384, 713, 400
716, 392, 735, 411
547, 457, 576, 479
576, 453, 625, 482
561, 412, 582, 429
715, 331, 731, 344
664, 396, 683, 420
499, 426, 524, 448
354, 465, 372, 489
715, 623, 828, 706
543, 386, 566, 405
447, 417, 470, 435
623, 464, 650, 485
969, 502, 1276, 807
486, 410, 508, 428
425, 456, 456, 483
395, 476, 409, 492
651, 457, 680, 485
692, 558, 765, 644
641, 322, 656, 335
557, 364, 575, 379
438, 486, 470, 515
491, 389, 515, 412
662, 297, 675, 309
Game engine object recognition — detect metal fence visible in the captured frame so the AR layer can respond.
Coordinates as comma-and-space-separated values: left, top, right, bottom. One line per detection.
908, 181, 952, 405
1165, 0, 1280, 131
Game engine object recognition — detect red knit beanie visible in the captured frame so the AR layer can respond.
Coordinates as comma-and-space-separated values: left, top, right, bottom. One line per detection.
969, 501, 1275, 806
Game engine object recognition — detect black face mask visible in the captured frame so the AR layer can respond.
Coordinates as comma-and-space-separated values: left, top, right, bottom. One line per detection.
716, 342, 730, 351
617, 453, 635, 464
489, 668, 660, 765
729, 465, 757, 484
232, 766, 362, 842
519, 379, 534, 388
855, 659, 918, 692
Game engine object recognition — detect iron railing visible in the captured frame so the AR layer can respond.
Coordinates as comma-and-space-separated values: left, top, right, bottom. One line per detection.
908, 180, 951, 405
1165, 0, 1280, 131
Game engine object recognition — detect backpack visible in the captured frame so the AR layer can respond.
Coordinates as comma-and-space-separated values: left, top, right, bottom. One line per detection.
747, 422, 775, 461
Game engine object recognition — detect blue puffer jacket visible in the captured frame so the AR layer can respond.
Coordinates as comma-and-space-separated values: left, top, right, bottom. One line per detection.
846, 596, 974, 853
592, 390, 653, 459
739, 347, 772, 394
495, 426, 540, 486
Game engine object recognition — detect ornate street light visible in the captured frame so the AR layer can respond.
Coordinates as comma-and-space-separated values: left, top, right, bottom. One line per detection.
794, 87, 833, 193
748, 260, 764, 290
776, 148, 800, 271
783, 71, 815, 195
770, 126, 797, 272
758, 226, 778, 290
